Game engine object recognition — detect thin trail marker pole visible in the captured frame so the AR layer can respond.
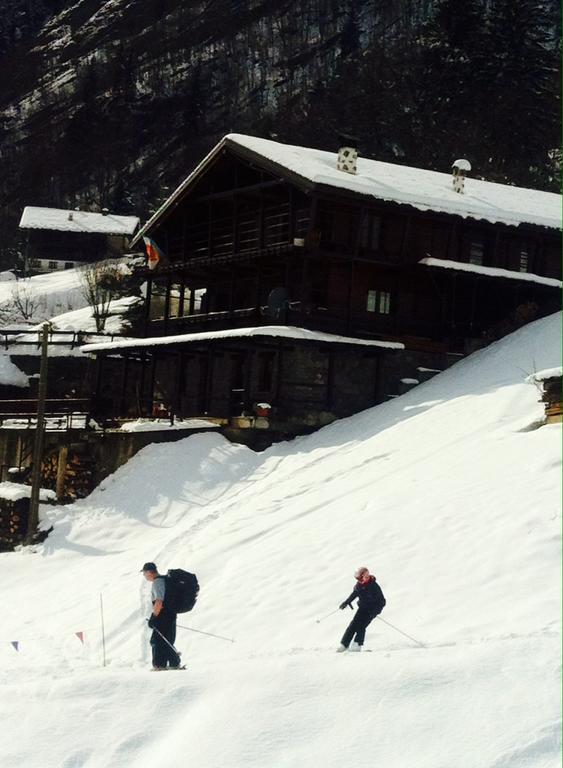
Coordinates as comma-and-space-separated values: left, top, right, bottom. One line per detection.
377, 616, 426, 648
100, 593, 107, 667
315, 609, 340, 624
176, 624, 235, 643
27, 322, 49, 542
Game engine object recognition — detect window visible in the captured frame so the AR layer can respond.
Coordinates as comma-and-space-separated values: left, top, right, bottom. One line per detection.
469, 241, 484, 266
64, 262, 74, 270
519, 249, 528, 272
48, 261, 58, 270
359, 212, 382, 252
366, 289, 391, 314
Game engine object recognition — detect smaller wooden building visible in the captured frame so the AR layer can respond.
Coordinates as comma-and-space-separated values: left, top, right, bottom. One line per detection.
19, 206, 139, 273
528, 368, 562, 424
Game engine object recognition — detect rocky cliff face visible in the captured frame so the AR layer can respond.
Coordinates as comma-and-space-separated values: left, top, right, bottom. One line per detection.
0, 0, 559, 267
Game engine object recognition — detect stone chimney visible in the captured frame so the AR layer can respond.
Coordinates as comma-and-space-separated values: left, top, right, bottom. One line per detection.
452, 159, 471, 193
101, 207, 109, 216
337, 133, 359, 175
337, 146, 358, 175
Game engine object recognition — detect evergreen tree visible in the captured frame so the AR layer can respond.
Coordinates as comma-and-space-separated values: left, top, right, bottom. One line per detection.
483, 0, 560, 186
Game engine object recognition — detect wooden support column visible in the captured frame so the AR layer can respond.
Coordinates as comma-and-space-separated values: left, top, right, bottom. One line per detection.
55, 444, 68, 501
243, 347, 254, 415
189, 285, 196, 315
163, 274, 172, 333
144, 276, 153, 334
178, 281, 185, 318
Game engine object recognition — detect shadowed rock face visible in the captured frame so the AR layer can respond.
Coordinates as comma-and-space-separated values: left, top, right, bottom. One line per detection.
0, 0, 559, 270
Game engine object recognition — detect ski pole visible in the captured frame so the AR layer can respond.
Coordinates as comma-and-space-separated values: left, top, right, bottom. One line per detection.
315, 608, 341, 624
176, 624, 235, 643
376, 616, 426, 648
146, 620, 182, 657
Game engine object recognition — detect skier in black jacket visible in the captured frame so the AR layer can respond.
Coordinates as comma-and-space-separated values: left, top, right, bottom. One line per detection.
337, 567, 386, 652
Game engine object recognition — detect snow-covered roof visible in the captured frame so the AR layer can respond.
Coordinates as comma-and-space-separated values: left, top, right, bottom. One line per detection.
19, 207, 139, 236
132, 134, 562, 245
81, 325, 405, 354
0, 481, 56, 502
526, 367, 562, 384
419, 257, 562, 289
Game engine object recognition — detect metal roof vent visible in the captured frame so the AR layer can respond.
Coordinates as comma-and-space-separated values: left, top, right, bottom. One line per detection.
452, 159, 471, 194
68, 211, 73, 221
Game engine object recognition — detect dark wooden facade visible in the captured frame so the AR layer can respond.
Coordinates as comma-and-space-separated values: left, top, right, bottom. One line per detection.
88, 142, 561, 437
23, 230, 130, 273
141, 149, 560, 349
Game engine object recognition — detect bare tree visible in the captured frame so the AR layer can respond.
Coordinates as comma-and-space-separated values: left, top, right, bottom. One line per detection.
1, 278, 47, 323
79, 259, 125, 332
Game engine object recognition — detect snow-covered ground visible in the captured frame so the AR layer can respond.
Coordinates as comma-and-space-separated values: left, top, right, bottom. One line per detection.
0, 269, 139, 377
0, 267, 138, 332
0, 313, 560, 768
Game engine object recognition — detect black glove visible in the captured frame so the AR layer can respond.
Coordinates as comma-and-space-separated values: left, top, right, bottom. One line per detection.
147, 614, 156, 628
339, 602, 348, 610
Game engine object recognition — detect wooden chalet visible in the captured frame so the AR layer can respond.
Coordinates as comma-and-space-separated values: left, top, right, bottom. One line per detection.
83, 134, 562, 440
19, 206, 139, 273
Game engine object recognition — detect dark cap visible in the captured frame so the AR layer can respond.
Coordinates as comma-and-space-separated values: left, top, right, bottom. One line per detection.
140, 562, 157, 573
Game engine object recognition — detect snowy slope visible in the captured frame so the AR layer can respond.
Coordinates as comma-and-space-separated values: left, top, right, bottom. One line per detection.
0, 313, 561, 768
0, 267, 138, 331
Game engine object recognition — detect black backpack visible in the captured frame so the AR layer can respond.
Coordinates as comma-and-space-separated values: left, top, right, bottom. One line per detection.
164, 569, 199, 613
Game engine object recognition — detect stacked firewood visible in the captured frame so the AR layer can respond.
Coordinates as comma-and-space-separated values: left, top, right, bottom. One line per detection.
0, 501, 28, 549
41, 450, 96, 500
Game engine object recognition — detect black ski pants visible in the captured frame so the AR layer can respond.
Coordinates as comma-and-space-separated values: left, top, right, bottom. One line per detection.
341, 607, 375, 648
150, 610, 181, 668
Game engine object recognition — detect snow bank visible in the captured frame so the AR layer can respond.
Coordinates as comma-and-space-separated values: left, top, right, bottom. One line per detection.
0, 313, 560, 768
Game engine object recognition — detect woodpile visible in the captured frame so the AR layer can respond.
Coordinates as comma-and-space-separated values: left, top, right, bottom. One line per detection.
41, 449, 96, 501
0, 499, 29, 550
